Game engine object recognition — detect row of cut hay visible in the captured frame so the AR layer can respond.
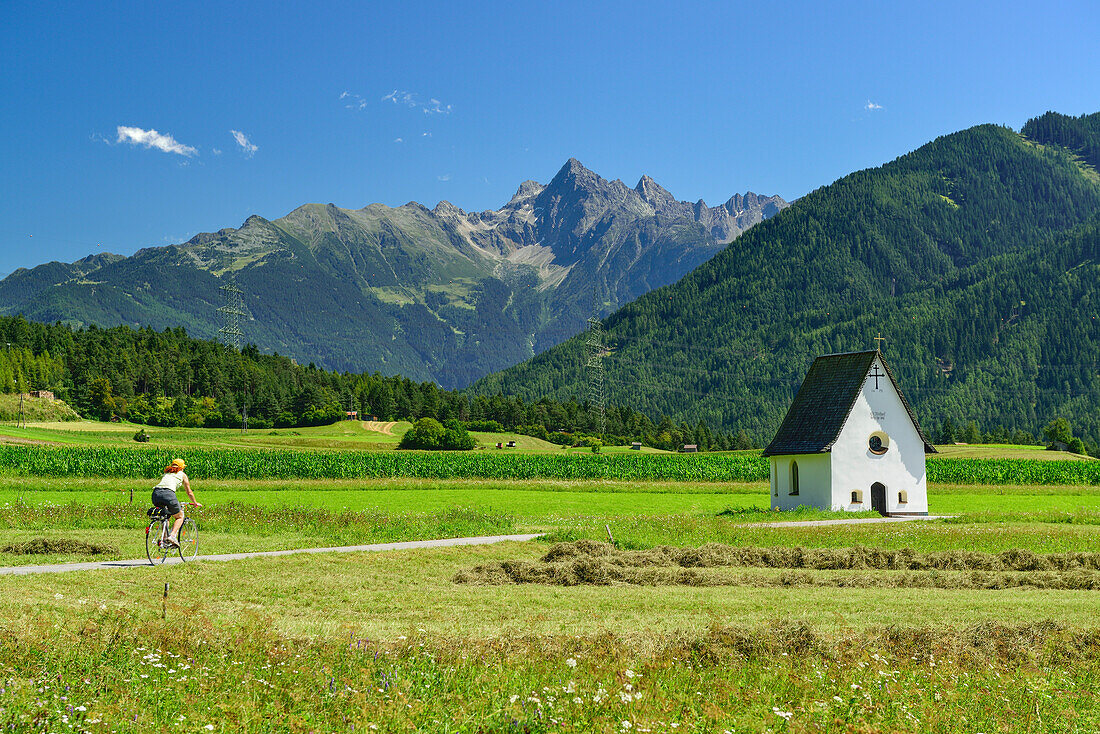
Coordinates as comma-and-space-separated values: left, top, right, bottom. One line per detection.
1, 444, 1098, 483
454, 559, 1100, 591
455, 540, 1100, 588
538, 540, 1100, 571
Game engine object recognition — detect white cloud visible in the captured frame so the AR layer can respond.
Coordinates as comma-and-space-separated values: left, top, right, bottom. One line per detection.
865, 100, 884, 110
382, 89, 452, 115
230, 130, 258, 157
340, 91, 369, 110
115, 126, 197, 156
212, 148, 222, 155
394, 137, 404, 143
437, 174, 451, 182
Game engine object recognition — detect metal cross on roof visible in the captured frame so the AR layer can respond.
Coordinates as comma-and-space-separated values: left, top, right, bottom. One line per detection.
869, 364, 885, 390
874, 333, 886, 352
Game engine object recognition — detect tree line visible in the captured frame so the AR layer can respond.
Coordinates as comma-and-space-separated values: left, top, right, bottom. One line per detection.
0, 314, 753, 450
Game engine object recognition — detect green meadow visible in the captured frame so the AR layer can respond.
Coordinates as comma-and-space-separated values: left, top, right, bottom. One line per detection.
1, 423, 1099, 732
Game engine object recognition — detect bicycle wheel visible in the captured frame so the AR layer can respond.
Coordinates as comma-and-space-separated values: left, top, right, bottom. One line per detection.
145, 518, 164, 565
177, 517, 198, 562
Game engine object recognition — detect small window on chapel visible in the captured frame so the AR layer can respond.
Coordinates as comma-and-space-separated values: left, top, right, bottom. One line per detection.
851, 490, 863, 504
869, 431, 889, 455
789, 461, 799, 496
898, 490, 908, 504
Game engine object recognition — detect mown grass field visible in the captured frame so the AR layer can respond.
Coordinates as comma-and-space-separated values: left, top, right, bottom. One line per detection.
2, 428, 1099, 732
0, 420, 575, 452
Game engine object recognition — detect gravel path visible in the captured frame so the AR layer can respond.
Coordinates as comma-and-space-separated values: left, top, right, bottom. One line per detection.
0, 533, 543, 577
751, 516, 953, 528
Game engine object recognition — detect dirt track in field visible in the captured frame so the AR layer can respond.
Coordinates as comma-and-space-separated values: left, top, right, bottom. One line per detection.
362, 421, 396, 435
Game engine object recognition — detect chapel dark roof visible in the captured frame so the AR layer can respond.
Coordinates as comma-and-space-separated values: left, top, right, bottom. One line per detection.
762, 350, 936, 457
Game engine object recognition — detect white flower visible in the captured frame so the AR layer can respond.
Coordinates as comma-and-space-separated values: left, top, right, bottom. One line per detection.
78, 599, 87, 605
98, 604, 107, 611
573, 697, 583, 704
621, 722, 632, 730
772, 707, 793, 721
625, 669, 635, 678
509, 695, 519, 704
54, 593, 63, 600
566, 658, 577, 668
205, 726, 215, 731
74, 705, 86, 711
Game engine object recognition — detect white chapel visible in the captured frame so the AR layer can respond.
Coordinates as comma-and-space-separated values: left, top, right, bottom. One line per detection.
762, 350, 935, 515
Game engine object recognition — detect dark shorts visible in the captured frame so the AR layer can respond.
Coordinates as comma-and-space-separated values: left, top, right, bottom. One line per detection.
151, 487, 182, 515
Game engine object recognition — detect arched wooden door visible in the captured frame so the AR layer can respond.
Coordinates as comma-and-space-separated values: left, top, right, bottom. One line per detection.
870, 482, 887, 516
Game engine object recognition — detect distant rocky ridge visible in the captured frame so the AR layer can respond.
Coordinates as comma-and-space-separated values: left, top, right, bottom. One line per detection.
0, 159, 786, 387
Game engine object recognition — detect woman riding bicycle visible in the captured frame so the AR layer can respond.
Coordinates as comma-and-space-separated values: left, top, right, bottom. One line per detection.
151, 458, 201, 547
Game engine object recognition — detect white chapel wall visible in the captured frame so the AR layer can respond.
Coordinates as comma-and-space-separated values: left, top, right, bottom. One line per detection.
829, 356, 929, 514
770, 453, 831, 511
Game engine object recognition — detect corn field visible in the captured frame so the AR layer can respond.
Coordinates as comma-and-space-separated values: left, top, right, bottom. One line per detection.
0, 445, 1097, 483
0, 445, 768, 481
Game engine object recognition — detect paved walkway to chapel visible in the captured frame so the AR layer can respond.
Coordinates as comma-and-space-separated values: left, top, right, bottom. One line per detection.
0, 533, 543, 577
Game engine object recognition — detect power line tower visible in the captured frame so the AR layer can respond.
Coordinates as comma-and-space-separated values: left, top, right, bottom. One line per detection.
217, 279, 246, 351
585, 313, 607, 436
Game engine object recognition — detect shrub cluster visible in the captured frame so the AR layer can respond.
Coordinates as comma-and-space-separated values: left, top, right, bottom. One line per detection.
398, 418, 476, 451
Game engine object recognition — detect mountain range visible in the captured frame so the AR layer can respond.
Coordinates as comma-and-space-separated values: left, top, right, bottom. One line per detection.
0, 160, 785, 387
472, 112, 1100, 446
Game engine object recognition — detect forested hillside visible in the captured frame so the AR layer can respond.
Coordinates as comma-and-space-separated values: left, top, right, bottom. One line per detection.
472, 113, 1100, 449
0, 315, 749, 450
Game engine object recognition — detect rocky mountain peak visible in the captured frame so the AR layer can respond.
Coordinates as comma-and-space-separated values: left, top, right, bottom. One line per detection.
432, 200, 465, 217
508, 180, 545, 205
634, 175, 676, 208
548, 158, 604, 190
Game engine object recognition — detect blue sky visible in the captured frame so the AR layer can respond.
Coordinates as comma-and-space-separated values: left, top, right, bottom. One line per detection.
2, 0, 1098, 275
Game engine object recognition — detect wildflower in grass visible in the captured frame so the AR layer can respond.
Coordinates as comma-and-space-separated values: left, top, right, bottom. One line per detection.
772, 707, 793, 721
566, 657, 577, 668
53, 593, 62, 599
621, 722, 632, 730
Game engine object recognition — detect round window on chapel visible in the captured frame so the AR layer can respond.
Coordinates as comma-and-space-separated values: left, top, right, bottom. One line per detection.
869, 432, 889, 455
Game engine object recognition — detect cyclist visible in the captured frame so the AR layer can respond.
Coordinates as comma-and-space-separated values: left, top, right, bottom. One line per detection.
151, 458, 201, 547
